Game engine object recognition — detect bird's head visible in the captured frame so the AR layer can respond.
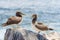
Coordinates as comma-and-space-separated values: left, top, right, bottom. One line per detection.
31, 14, 37, 24
16, 11, 25, 17
32, 14, 37, 19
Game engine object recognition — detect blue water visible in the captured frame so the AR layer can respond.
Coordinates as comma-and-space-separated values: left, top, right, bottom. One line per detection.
0, 0, 60, 40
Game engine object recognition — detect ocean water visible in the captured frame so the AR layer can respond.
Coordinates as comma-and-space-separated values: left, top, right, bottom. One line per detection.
0, 0, 60, 40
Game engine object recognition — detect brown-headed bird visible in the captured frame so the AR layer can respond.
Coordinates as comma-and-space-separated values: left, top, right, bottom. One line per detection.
2, 11, 25, 27
31, 14, 53, 33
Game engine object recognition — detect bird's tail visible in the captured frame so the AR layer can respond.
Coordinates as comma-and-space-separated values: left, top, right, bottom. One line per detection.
48, 28, 54, 30
2, 23, 7, 27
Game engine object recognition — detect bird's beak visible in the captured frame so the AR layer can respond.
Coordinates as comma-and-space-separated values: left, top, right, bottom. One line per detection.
21, 13, 25, 15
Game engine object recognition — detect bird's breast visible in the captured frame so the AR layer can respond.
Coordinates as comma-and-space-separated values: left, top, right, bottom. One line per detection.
32, 24, 40, 32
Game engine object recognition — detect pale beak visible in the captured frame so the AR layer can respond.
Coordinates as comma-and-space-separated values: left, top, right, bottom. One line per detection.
21, 13, 25, 15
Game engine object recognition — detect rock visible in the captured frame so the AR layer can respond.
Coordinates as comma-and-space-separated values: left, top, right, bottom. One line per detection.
4, 28, 47, 40
45, 32, 60, 40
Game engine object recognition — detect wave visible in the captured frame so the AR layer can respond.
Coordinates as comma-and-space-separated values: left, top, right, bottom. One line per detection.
0, 0, 60, 13
0, 8, 21, 10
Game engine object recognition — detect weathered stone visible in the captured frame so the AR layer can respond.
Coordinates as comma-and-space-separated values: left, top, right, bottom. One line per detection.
4, 28, 47, 40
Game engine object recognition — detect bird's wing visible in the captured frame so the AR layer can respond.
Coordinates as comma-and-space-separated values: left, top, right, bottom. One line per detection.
6, 16, 17, 24
8, 16, 22, 21
37, 22, 43, 25
6, 18, 13, 24
8, 16, 14, 20
35, 23, 48, 30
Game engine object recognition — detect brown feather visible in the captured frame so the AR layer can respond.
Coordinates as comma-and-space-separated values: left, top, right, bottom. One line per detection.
2, 15, 22, 26
35, 24, 48, 31
6, 16, 22, 25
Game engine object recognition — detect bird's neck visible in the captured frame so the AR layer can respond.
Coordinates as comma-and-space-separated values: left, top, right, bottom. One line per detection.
32, 17, 37, 24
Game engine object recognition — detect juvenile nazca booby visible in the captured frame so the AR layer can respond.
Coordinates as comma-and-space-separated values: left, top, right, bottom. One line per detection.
32, 14, 53, 33
2, 11, 25, 27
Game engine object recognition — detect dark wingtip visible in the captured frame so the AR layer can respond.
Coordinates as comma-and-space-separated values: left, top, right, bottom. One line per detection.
49, 28, 54, 30
2, 23, 7, 27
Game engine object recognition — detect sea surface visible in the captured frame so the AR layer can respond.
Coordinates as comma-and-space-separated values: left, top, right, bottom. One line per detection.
0, 0, 60, 40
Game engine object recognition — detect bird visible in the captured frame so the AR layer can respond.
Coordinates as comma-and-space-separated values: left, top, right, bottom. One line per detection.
2, 11, 25, 28
31, 14, 53, 33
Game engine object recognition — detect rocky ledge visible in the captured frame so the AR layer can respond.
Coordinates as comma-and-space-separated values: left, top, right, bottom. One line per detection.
4, 28, 47, 40
4, 28, 60, 40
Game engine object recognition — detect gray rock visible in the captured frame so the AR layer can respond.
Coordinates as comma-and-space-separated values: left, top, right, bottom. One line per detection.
4, 28, 48, 40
